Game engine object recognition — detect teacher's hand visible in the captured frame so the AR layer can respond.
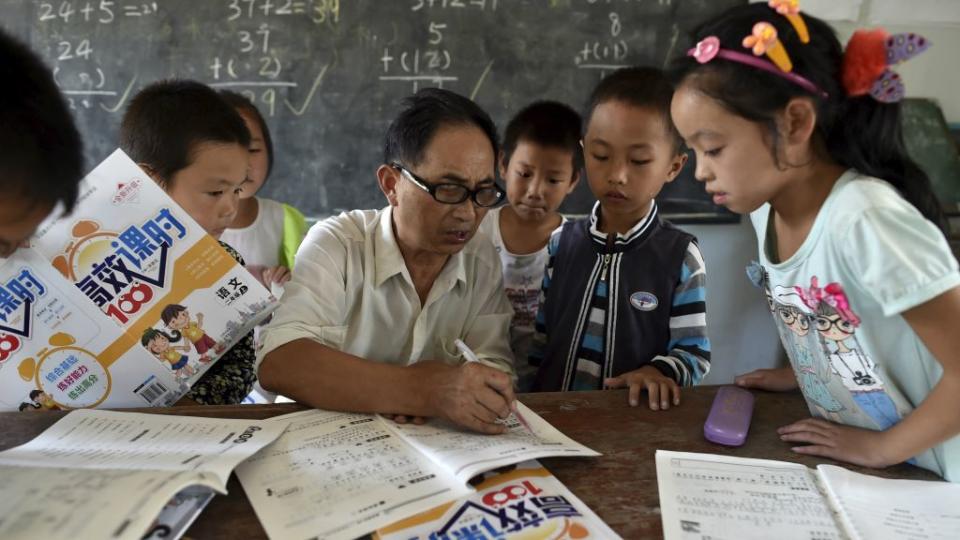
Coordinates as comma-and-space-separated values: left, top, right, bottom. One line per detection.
411, 360, 515, 435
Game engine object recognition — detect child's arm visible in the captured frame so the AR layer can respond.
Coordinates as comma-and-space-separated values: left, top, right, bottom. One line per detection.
653, 241, 711, 386
605, 242, 710, 410
781, 287, 960, 469
525, 230, 561, 382
195, 313, 203, 328
735, 367, 799, 391
261, 266, 292, 286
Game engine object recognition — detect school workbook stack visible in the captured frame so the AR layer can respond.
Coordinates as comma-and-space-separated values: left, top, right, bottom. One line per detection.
375, 460, 619, 539
235, 402, 602, 540
0, 409, 288, 540
656, 450, 960, 540
0, 149, 276, 412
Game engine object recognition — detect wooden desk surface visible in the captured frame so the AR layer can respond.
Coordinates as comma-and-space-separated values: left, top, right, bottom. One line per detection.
0, 386, 940, 539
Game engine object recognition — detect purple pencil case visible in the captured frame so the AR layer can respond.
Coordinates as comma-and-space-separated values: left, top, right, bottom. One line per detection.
704, 386, 754, 446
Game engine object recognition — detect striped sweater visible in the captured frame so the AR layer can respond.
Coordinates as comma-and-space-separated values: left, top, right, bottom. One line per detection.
529, 201, 710, 391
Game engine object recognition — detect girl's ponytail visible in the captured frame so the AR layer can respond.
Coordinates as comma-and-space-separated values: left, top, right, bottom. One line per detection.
829, 29, 945, 231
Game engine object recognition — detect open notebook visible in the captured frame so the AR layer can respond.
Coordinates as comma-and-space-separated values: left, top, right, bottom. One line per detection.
236, 402, 600, 540
656, 450, 960, 540
0, 409, 287, 540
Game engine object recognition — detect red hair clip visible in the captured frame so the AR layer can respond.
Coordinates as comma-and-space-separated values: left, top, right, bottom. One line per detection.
842, 29, 930, 103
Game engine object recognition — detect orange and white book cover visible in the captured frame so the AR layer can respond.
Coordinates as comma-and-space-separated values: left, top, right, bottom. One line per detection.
376, 461, 620, 540
0, 149, 276, 411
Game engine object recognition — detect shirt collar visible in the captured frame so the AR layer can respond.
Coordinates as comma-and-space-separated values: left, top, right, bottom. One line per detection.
373, 206, 468, 291
374, 207, 408, 288
588, 200, 659, 246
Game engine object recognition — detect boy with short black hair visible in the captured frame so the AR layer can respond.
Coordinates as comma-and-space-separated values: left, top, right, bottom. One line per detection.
530, 68, 710, 410
477, 100, 582, 390
120, 79, 256, 405
0, 29, 84, 257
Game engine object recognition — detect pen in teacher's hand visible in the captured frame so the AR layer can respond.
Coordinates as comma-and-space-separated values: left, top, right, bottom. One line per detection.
453, 339, 532, 432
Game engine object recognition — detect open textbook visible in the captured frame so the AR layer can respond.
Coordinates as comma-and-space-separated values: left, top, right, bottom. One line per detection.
235, 402, 600, 540
656, 450, 960, 540
0, 149, 276, 411
0, 409, 288, 540
375, 460, 620, 539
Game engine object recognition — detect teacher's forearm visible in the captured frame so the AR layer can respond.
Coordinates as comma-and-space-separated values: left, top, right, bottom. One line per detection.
258, 339, 429, 416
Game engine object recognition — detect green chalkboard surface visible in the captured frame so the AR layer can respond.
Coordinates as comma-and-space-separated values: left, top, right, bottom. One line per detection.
0, 0, 743, 222
902, 98, 960, 214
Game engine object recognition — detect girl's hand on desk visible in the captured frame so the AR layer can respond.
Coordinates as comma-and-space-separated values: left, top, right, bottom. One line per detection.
735, 367, 799, 392
605, 366, 680, 411
778, 418, 895, 469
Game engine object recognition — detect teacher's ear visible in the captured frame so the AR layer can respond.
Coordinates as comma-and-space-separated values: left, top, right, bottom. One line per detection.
377, 164, 401, 207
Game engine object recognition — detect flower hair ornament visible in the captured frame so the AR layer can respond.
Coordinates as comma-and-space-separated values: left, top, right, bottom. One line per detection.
768, 0, 810, 44
842, 29, 930, 103
688, 29, 827, 98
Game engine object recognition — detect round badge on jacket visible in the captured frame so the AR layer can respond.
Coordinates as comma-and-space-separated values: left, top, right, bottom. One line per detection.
630, 291, 659, 311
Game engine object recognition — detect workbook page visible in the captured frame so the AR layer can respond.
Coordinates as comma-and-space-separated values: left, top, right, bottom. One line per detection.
818, 464, 960, 540
656, 451, 845, 540
235, 409, 473, 540
386, 402, 600, 482
0, 409, 286, 540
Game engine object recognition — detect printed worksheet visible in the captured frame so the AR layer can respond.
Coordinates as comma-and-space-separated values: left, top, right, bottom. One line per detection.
236, 405, 600, 540
0, 409, 287, 540
821, 464, 960, 540
237, 409, 473, 540
390, 402, 600, 481
657, 451, 842, 540
656, 450, 960, 540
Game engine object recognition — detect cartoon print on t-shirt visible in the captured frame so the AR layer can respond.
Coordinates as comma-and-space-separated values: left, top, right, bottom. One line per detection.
772, 286, 844, 420
797, 277, 902, 430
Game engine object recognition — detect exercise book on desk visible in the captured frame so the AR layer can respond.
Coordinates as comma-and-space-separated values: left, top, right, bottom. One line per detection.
0, 149, 277, 412
656, 450, 960, 540
0, 409, 288, 540
235, 402, 600, 540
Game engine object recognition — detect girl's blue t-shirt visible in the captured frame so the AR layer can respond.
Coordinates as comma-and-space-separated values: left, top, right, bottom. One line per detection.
751, 169, 960, 481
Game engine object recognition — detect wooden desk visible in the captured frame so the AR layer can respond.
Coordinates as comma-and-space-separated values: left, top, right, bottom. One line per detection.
0, 386, 941, 539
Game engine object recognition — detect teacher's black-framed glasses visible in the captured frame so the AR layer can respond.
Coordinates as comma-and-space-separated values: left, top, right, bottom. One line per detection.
391, 162, 505, 207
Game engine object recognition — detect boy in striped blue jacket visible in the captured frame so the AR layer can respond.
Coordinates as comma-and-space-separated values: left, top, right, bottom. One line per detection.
529, 67, 710, 410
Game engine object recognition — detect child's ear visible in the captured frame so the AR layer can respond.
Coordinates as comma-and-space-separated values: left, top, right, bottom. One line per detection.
567, 169, 582, 194
498, 151, 508, 179
376, 164, 401, 207
780, 97, 817, 155
665, 152, 688, 183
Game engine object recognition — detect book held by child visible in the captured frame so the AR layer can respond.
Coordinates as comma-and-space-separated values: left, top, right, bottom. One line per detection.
0, 149, 276, 411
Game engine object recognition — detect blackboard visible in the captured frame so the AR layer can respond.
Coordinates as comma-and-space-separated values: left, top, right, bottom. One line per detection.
901, 98, 960, 215
0, 0, 743, 223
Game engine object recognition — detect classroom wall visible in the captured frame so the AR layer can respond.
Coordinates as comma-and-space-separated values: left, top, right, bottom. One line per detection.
687, 220, 783, 385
